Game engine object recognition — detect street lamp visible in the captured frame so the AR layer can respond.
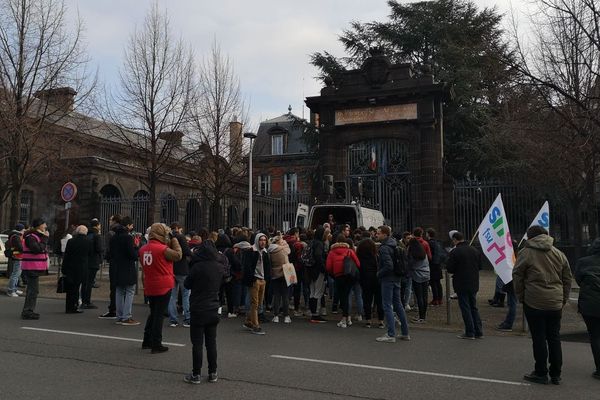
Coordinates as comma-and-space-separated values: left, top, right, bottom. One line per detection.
243, 132, 257, 229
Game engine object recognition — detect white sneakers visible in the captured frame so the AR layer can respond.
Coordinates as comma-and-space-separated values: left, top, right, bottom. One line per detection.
272, 316, 280, 323
227, 313, 238, 318
284, 316, 291, 324
337, 320, 347, 328
355, 314, 363, 322
376, 334, 396, 343
7, 291, 18, 297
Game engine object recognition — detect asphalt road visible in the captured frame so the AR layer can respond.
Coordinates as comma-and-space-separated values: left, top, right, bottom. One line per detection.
1, 296, 598, 400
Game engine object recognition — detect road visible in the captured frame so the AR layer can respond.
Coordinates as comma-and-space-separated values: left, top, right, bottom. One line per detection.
0, 296, 597, 400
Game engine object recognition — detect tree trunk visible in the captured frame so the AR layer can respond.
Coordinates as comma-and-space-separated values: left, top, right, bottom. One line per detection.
148, 178, 156, 225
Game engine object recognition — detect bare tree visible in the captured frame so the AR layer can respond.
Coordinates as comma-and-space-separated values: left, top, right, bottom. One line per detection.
107, 2, 195, 222
499, 0, 600, 243
0, 0, 92, 226
189, 40, 249, 228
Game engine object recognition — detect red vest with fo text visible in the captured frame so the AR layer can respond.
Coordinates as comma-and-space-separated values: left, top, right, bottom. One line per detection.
139, 239, 174, 296
21, 232, 48, 271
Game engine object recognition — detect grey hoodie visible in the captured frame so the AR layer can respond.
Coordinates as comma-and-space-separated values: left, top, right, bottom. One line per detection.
253, 233, 268, 279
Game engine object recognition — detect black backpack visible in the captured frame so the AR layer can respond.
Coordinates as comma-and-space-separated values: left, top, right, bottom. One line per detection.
430, 239, 447, 265
392, 246, 408, 277
300, 241, 315, 268
286, 240, 298, 264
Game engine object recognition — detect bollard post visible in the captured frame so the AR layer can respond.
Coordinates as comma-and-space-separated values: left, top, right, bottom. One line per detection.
445, 269, 451, 325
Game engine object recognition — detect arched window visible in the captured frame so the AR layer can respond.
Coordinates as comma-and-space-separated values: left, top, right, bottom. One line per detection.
227, 205, 239, 227
100, 184, 121, 199
185, 199, 202, 232
19, 190, 33, 225
160, 194, 178, 225
132, 190, 150, 231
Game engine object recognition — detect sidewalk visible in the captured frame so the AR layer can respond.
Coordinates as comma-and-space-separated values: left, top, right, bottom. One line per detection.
1, 268, 587, 337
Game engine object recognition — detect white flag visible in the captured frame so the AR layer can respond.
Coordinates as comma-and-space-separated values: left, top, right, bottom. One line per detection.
478, 194, 516, 284
522, 201, 550, 241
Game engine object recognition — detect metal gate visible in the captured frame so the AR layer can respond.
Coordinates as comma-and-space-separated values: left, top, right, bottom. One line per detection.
347, 139, 412, 231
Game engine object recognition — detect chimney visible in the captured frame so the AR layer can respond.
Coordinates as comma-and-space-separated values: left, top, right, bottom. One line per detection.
158, 131, 184, 147
229, 118, 243, 158
34, 87, 77, 112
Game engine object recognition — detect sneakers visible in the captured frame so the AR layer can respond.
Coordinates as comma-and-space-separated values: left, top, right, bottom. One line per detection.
15, 289, 24, 295
523, 372, 549, 385
151, 345, 169, 354
169, 321, 179, 327
496, 324, 513, 332
184, 373, 201, 384
378, 322, 385, 329
320, 308, 327, 317
336, 320, 347, 328
183, 320, 190, 328
284, 316, 291, 324
404, 304, 411, 312
293, 311, 303, 317
365, 322, 371, 328
80, 303, 98, 309
217, 307, 223, 315
411, 318, 426, 324
120, 318, 140, 326
457, 334, 475, 340
450, 293, 458, 299
550, 376, 561, 385
272, 316, 279, 323
7, 291, 18, 297
251, 327, 266, 335
355, 314, 363, 322
398, 335, 411, 341
208, 373, 218, 383
99, 312, 117, 319
376, 334, 396, 343
242, 322, 254, 331
309, 315, 327, 323
227, 313, 238, 318
21, 312, 40, 320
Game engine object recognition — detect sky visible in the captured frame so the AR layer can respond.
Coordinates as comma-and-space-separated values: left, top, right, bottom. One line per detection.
64, 0, 530, 128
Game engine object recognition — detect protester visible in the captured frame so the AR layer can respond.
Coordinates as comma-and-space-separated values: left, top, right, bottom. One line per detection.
407, 237, 430, 323
307, 227, 328, 323
326, 234, 360, 328
61, 225, 91, 313
575, 237, 600, 381
376, 225, 410, 342
357, 232, 383, 329
242, 233, 270, 335
513, 225, 572, 385
140, 223, 182, 353
426, 228, 445, 306
99, 214, 122, 319
6, 224, 25, 297
168, 223, 193, 328
20, 218, 49, 320
446, 231, 483, 340
268, 236, 292, 323
81, 219, 102, 309
183, 240, 224, 384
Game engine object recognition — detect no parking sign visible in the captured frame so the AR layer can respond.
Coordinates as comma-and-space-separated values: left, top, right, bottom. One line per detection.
61, 182, 78, 202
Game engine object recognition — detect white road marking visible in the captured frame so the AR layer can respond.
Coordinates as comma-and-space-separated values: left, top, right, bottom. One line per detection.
271, 355, 529, 386
21, 327, 186, 347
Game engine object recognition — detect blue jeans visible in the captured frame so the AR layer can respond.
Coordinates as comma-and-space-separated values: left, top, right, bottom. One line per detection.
7, 259, 22, 293
401, 276, 413, 306
168, 275, 190, 323
116, 285, 136, 321
502, 289, 518, 328
457, 291, 483, 337
381, 280, 409, 337
348, 281, 364, 316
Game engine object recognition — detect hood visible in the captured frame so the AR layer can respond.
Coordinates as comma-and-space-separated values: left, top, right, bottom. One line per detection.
589, 238, 600, 255
381, 236, 397, 248
253, 233, 268, 252
330, 242, 350, 250
268, 241, 290, 254
314, 227, 325, 242
192, 240, 219, 262
233, 241, 252, 250
215, 234, 232, 251
525, 234, 554, 251
148, 223, 171, 244
113, 224, 127, 235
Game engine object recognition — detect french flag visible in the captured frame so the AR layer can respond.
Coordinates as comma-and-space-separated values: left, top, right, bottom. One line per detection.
368, 147, 377, 171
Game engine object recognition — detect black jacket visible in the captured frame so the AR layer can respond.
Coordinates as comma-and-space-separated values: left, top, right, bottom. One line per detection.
445, 242, 482, 293
107, 225, 138, 286
185, 241, 224, 324
87, 228, 103, 270
357, 239, 378, 282
377, 237, 399, 282
173, 232, 192, 276
242, 249, 271, 286
61, 234, 91, 283
575, 239, 600, 318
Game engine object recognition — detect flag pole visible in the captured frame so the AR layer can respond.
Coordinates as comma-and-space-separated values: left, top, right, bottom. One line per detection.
517, 236, 526, 248
469, 230, 478, 246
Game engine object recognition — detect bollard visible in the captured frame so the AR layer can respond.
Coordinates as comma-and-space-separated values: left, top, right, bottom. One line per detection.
445, 269, 451, 325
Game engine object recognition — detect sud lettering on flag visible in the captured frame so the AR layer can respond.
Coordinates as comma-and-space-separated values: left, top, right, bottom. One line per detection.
522, 201, 550, 241
477, 194, 515, 284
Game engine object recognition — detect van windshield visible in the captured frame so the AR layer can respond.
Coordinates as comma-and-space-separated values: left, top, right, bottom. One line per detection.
311, 207, 357, 230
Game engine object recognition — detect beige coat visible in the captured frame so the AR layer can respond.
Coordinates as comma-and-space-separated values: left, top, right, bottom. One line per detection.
513, 234, 572, 311
268, 240, 291, 280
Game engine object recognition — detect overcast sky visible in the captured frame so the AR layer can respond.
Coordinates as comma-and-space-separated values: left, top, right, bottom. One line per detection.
64, 0, 530, 128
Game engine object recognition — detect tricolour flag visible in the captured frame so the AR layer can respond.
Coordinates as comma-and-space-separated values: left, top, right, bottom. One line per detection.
522, 201, 550, 241
477, 194, 515, 284
368, 147, 377, 171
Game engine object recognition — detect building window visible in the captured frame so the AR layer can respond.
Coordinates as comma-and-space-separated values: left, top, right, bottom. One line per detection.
284, 173, 297, 193
271, 135, 284, 155
19, 190, 33, 225
258, 175, 271, 195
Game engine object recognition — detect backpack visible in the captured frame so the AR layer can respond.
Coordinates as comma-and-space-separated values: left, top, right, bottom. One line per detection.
429, 239, 447, 265
286, 239, 298, 264
392, 246, 408, 277
300, 241, 314, 268
3, 240, 12, 258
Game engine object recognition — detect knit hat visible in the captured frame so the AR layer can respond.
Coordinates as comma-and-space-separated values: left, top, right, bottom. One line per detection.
31, 218, 46, 228
15, 223, 25, 231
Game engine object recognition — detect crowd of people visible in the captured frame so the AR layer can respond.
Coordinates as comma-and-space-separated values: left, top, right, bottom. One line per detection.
3, 216, 600, 385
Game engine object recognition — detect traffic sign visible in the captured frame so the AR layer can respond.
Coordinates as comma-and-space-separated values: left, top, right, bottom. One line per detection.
61, 182, 78, 202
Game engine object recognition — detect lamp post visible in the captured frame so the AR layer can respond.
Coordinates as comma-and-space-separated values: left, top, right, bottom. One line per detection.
243, 132, 257, 229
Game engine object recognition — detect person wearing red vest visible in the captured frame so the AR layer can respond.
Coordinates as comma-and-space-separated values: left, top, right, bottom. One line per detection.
139, 223, 182, 353
21, 218, 49, 320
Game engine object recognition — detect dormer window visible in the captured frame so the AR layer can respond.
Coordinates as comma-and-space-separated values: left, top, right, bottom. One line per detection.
271, 134, 284, 155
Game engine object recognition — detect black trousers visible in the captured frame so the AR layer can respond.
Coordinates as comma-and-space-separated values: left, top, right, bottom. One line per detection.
108, 267, 116, 313
412, 280, 429, 320
524, 304, 563, 377
21, 270, 40, 316
143, 291, 171, 349
191, 318, 219, 375
81, 269, 97, 305
65, 278, 82, 312
361, 278, 383, 321
334, 277, 353, 318
583, 315, 600, 373
430, 279, 443, 302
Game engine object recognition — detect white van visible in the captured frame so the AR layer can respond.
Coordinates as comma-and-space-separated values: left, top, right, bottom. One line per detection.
295, 203, 386, 230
